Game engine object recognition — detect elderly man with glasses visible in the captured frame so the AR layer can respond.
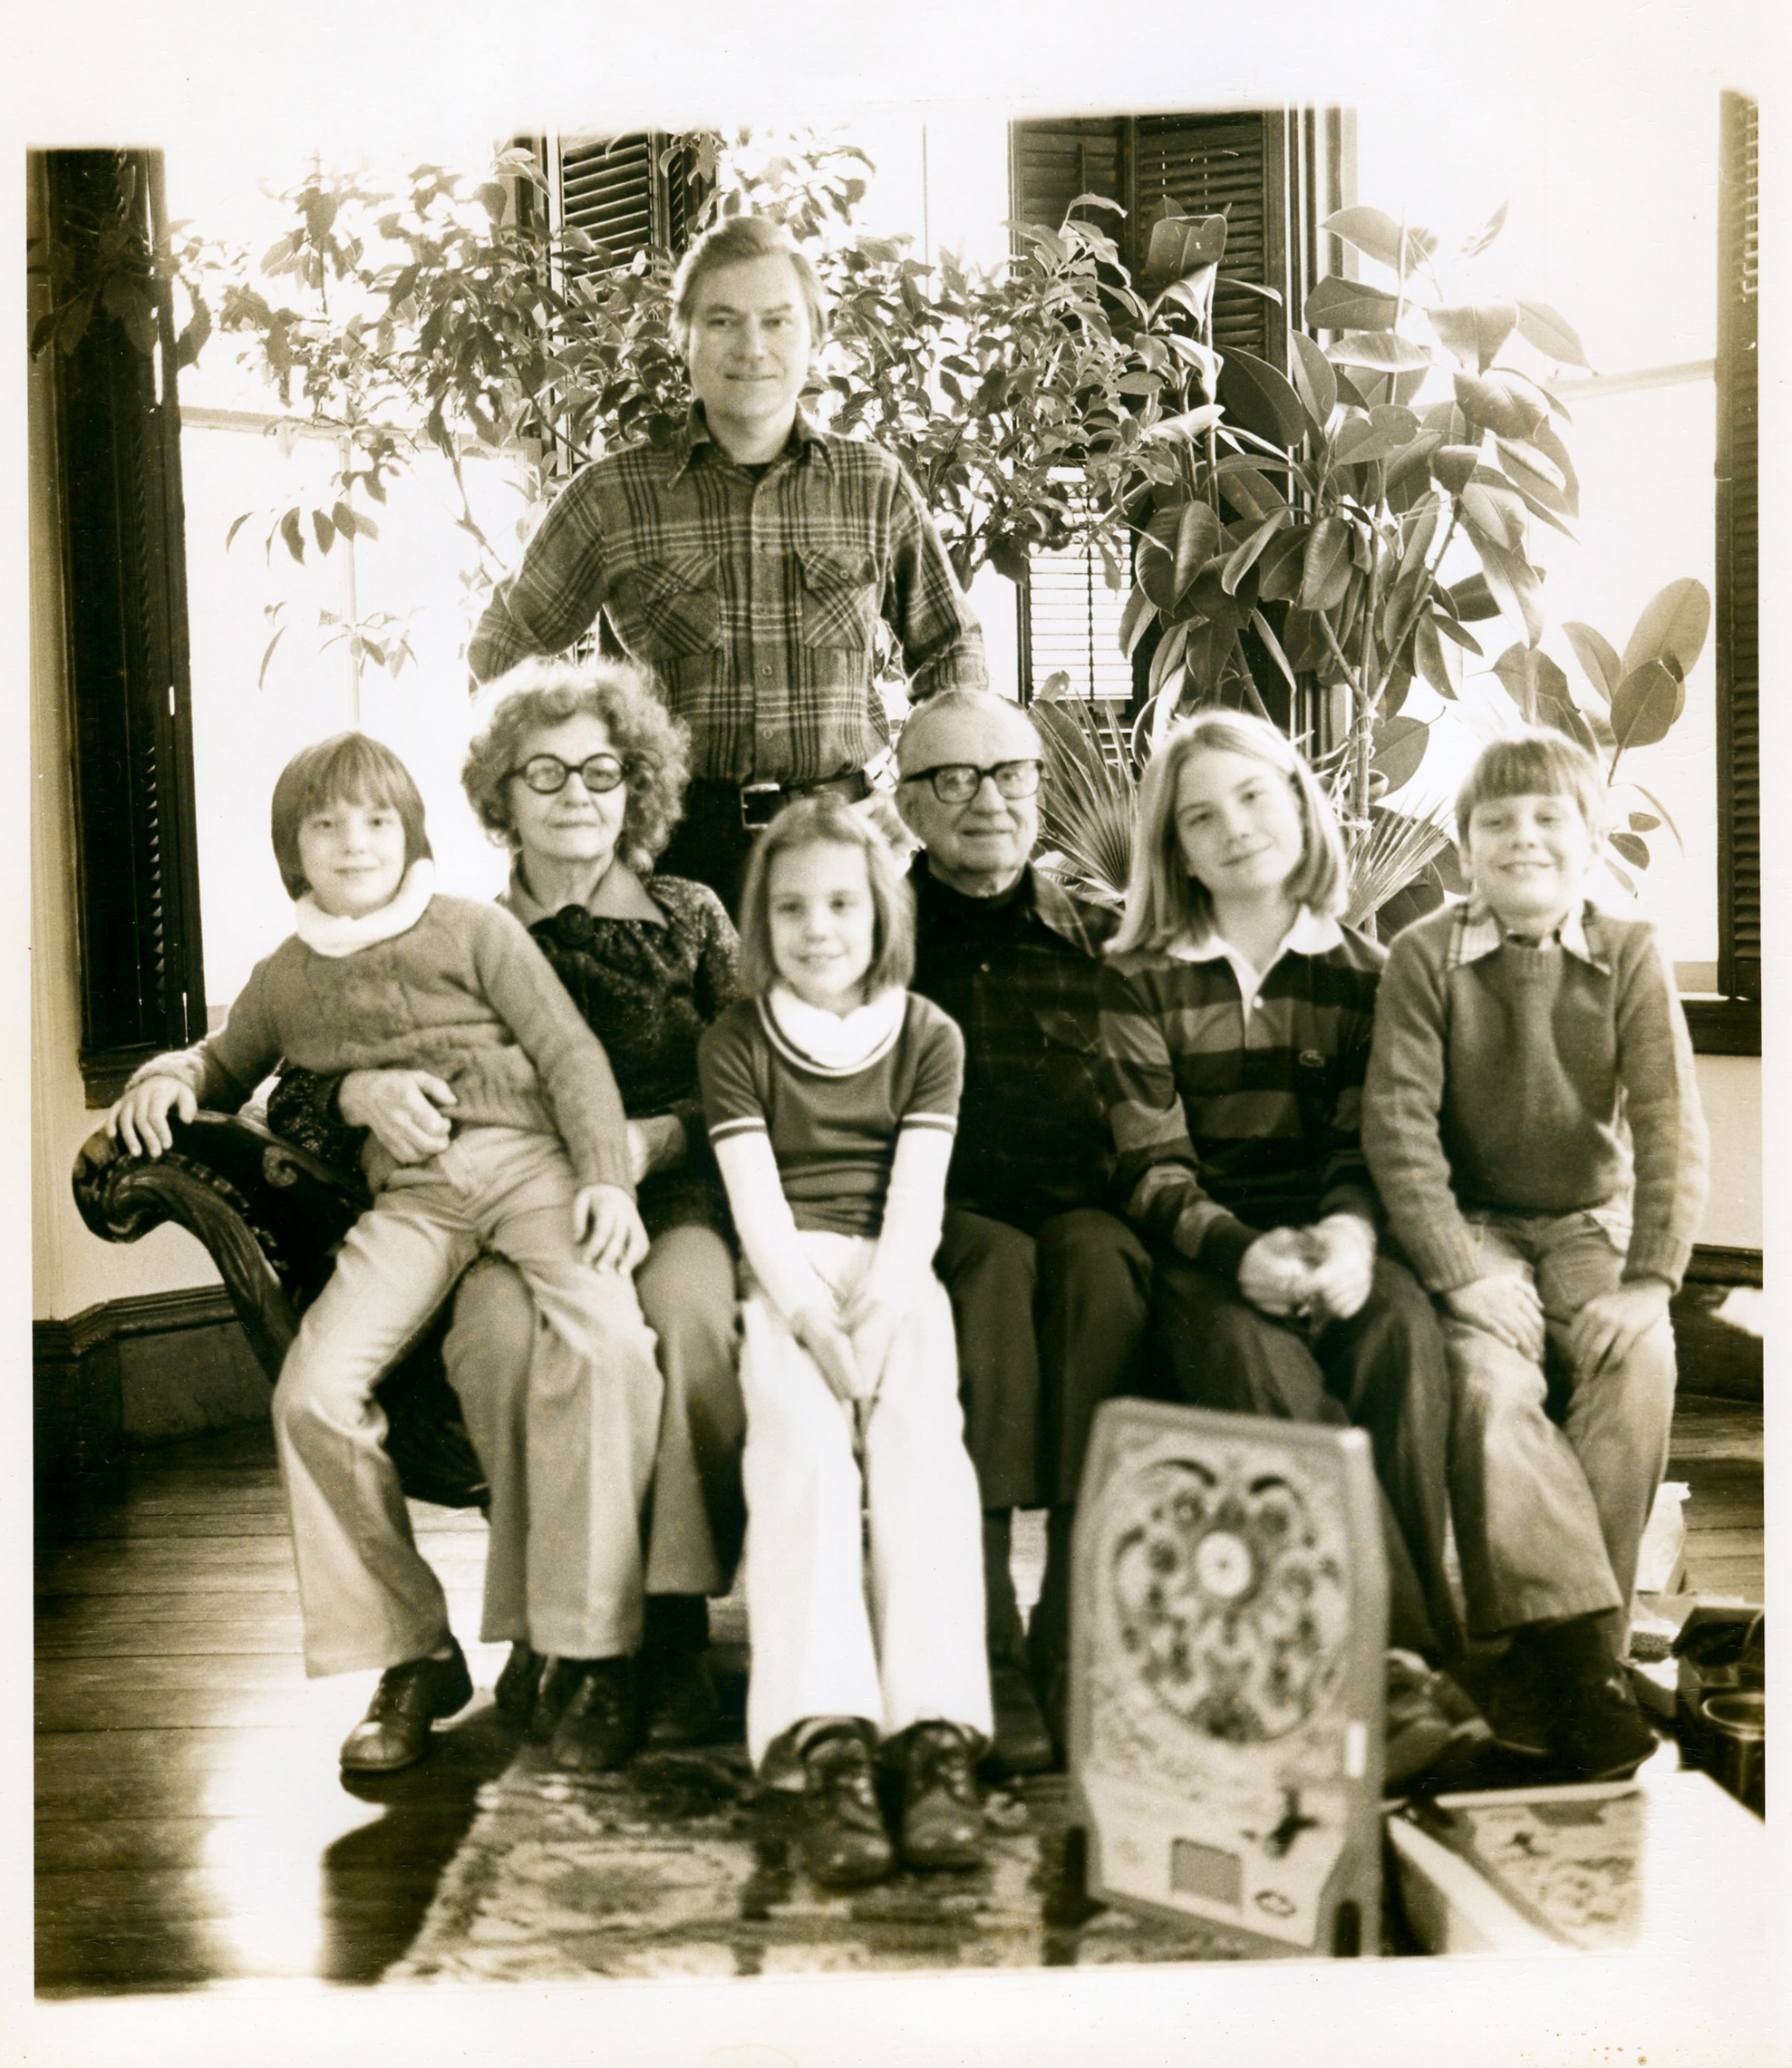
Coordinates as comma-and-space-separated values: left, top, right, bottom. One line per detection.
894, 689, 1152, 1772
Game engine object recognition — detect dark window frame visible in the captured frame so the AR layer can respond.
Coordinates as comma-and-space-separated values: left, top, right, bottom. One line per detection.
37, 148, 207, 1106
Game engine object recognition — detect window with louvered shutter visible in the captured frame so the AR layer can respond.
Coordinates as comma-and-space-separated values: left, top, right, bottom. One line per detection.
1716, 91, 1758, 1016
37, 150, 208, 1102
1009, 112, 1338, 716
556, 132, 709, 277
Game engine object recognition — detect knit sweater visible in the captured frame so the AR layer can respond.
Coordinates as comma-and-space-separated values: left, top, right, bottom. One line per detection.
1361, 900, 1709, 1294
138, 895, 633, 1195
1099, 911, 1384, 1278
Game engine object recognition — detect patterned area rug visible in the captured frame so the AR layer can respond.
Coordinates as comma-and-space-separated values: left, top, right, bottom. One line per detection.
387, 1741, 1249, 1984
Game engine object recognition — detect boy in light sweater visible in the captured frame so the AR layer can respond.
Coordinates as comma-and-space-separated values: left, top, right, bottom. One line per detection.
1362, 731, 1708, 1781
109, 733, 664, 1777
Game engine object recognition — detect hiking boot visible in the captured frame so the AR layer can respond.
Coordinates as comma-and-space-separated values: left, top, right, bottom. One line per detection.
898, 1721, 986, 1871
548, 1655, 640, 1774
1551, 1666, 1658, 1782
339, 1638, 473, 1773
798, 1728, 894, 1888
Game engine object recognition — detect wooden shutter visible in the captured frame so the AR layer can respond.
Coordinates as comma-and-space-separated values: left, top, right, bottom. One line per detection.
1009, 119, 1124, 238
1022, 519, 1132, 705
1716, 91, 1759, 1011
38, 150, 206, 1102
557, 131, 708, 277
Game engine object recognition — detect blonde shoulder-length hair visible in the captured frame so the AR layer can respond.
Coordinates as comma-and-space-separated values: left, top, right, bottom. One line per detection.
1109, 711, 1348, 956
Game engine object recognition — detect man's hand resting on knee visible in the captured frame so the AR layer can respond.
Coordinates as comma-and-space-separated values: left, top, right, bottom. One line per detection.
1566, 1278, 1671, 1379
1442, 1274, 1546, 1361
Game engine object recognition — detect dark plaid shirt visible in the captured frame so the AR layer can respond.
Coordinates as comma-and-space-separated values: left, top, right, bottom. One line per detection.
908, 855, 1120, 1231
468, 406, 987, 785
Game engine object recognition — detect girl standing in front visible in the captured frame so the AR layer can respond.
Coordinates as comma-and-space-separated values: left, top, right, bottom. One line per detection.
698, 796, 991, 1888
1099, 712, 1480, 1779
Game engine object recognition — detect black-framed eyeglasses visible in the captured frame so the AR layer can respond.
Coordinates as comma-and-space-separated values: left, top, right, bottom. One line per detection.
898, 759, 1043, 805
510, 753, 628, 796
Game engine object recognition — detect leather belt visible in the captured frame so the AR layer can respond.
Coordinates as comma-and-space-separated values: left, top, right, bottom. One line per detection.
692, 770, 871, 830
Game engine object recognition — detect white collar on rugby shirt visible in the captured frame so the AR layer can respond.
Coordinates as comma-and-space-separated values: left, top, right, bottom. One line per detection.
1166, 905, 1343, 1014
763, 983, 907, 1073
295, 859, 435, 958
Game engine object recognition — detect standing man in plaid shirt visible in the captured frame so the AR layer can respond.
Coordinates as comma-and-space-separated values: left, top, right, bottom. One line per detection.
469, 215, 988, 912
896, 690, 1153, 1773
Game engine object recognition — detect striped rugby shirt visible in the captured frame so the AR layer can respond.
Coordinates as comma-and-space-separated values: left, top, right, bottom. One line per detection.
698, 991, 963, 1240
1098, 908, 1383, 1276
468, 406, 988, 785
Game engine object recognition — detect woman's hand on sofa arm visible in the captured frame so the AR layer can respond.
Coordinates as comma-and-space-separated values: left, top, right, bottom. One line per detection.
338, 1069, 457, 1163
109, 1074, 198, 1160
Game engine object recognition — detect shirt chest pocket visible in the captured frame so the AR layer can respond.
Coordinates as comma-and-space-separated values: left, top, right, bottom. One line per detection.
615, 551, 721, 659
797, 547, 881, 651
1030, 1004, 1099, 1058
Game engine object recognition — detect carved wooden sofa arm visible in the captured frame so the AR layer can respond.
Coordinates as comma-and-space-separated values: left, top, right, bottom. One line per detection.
73, 1112, 489, 1511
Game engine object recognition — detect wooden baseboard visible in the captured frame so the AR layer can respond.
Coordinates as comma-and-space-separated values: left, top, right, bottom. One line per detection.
35, 1285, 269, 1485
1684, 1245, 1763, 1288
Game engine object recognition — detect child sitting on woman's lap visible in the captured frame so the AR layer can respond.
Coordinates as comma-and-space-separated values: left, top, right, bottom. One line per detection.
109, 733, 663, 1777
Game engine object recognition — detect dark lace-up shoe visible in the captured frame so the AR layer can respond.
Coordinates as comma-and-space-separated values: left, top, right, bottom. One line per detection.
644, 1646, 723, 1749
549, 1655, 640, 1774
494, 1642, 544, 1723
1552, 1667, 1658, 1782
799, 1728, 895, 1888
339, 1638, 473, 1773
898, 1721, 986, 1871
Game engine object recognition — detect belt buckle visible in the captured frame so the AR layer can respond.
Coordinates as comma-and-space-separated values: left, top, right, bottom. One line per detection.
740, 782, 785, 831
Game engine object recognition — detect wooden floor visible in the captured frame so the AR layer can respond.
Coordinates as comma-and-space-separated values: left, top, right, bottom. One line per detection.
34, 1395, 1765, 1996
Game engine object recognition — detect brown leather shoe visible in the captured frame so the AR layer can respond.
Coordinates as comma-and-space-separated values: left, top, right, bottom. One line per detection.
898, 1721, 985, 1871
339, 1639, 474, 1773
549, 1655, 640, 1774
799, 1728, 894, 1888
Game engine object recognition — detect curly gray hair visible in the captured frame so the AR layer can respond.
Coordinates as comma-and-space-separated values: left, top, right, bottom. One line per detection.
461, 658, 691, 874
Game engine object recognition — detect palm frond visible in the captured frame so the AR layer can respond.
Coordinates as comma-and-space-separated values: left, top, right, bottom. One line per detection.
1032, 699, 1138, 907
1344, 804, 1454, 930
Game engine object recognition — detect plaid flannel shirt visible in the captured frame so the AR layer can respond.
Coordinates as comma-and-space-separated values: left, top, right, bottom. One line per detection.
469, 406, 987, 785
908, 857, 1122, 1230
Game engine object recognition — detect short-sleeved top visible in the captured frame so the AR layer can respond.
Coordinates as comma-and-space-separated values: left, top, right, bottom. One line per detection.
698, 992, 964, 1239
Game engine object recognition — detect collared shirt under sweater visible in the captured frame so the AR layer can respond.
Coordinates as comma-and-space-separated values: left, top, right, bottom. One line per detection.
1361, 898, 1709, 1294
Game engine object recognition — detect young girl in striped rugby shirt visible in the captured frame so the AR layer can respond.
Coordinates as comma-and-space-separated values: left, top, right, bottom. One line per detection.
698, 796, 991, 1888
1099, 713, 1478, 1767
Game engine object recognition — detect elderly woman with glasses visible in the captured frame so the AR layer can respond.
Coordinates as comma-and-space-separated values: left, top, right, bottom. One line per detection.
269, 658, 745, 1773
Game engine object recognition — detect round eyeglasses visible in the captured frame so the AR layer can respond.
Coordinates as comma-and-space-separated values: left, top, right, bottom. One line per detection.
899, 758, 1043, 805
511, 753, 628, 796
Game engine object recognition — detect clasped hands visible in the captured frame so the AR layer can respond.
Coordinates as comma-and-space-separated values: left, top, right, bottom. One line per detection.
788, 1283, 911, 1416
1235, 1213, 1378, 1328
